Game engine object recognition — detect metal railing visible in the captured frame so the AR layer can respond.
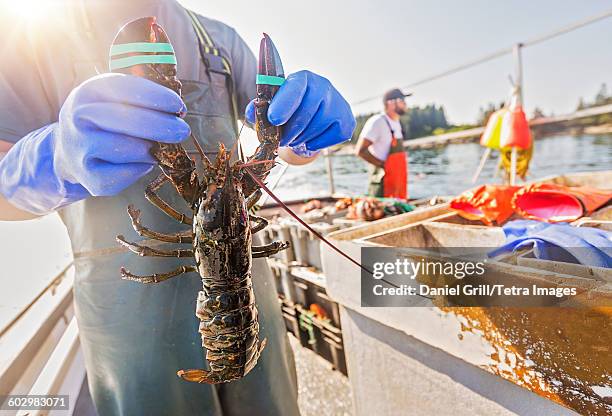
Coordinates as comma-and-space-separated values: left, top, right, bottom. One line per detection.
0, 262, 73, 339
0, 262, 83, 416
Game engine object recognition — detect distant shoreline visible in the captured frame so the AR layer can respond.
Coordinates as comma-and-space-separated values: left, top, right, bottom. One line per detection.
334, 123, 612, 154
583, 124, 612, 135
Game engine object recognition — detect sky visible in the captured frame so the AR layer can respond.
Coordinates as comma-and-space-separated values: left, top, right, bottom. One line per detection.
182, 0, 612, 125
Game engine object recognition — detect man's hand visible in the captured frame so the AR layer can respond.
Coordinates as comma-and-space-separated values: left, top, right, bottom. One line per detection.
0, 74, 190, 215
245, 70, 356, 159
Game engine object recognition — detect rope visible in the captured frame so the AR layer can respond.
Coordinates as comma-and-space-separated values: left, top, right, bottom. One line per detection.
0, 263, 74, 339
351, 9, 612, 106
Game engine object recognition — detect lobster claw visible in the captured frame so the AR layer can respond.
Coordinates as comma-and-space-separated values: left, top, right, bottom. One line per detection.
255, 34, 285, 126
257, 33, 285, 86
242, 33, 286, 198
109, 16, 182, 95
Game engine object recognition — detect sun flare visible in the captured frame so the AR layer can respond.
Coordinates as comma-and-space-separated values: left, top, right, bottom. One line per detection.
1, 0, 56, 21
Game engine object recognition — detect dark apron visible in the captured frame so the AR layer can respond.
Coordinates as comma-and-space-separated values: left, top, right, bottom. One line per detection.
59, 14, 299, 416
367, 117, 408, 198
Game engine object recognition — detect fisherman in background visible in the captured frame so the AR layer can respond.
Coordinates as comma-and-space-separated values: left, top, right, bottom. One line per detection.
355, 88, 410, 199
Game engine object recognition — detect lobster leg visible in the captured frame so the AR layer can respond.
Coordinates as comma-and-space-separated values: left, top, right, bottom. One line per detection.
145, 174, 193, 226
126, 204, 193, 243
121, 265, 197, 284
252, 241, 290, 258
116, 235, 194, 257
249, 214, 268, 234
246, 189, 262, 210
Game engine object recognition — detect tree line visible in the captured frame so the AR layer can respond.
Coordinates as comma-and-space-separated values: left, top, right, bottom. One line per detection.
350, 82, 611, 143
576, 83, 611, 110
350, 104, 449, 143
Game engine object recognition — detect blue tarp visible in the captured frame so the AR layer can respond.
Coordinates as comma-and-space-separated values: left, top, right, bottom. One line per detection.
489, 220, 612, 268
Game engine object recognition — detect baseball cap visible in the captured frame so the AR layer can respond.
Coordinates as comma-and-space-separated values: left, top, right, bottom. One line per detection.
383, 88, 413, 102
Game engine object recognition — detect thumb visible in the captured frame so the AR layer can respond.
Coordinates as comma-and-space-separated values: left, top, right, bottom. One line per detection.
245, 99, 256, 124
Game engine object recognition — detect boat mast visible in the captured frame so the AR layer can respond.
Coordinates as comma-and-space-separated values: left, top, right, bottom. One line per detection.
510, 43, 524, 186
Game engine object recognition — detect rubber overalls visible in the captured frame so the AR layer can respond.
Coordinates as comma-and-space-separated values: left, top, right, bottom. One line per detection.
367, 117, 408, 199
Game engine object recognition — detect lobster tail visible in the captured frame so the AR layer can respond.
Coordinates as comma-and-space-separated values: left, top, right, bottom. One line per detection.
177, 338, 266, 383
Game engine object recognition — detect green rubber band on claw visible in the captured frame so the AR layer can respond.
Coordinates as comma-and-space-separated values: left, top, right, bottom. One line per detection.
256, 74, 285, 86
110, 42, 175, 56
109, 55, 177, 70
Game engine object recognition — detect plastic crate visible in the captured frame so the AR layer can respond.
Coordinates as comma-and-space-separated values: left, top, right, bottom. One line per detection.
268, 259, 299, 302
321, 326, 348, 376
288, 221, 340, 270
290, 268, 341, 328
308, 223, 340, 270
261, 220, 295, 264
314, 290, 341, 329
292, 277, 309, 306
268, 260, 284, 297
296, 305, 348, 375
297, 307, 319, 353
289, 225, 309, 266
279, 298, 301, 340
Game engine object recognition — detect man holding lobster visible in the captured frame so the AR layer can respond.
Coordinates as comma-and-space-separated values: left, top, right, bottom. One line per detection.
0, 1, 355, 415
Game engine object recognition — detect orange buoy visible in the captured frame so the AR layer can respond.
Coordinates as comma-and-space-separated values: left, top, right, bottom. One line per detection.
499, 105, 532, 149
480, 108, 506, 149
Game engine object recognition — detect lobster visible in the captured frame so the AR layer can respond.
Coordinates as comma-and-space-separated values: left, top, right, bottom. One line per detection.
110, 17, 289, 384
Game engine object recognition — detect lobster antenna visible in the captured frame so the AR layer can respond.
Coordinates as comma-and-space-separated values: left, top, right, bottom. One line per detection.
237, 121, 246, 162
190, 133, 211, 168
244, 167, 373, 276
229, 121, 247, 162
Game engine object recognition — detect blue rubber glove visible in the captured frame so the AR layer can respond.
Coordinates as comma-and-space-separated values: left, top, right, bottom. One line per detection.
0, 74, 190, 215
245, 70, 355, 157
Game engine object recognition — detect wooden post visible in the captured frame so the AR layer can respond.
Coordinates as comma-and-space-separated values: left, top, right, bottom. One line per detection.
324, 149, 336, 196
472, 147, 491, 184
